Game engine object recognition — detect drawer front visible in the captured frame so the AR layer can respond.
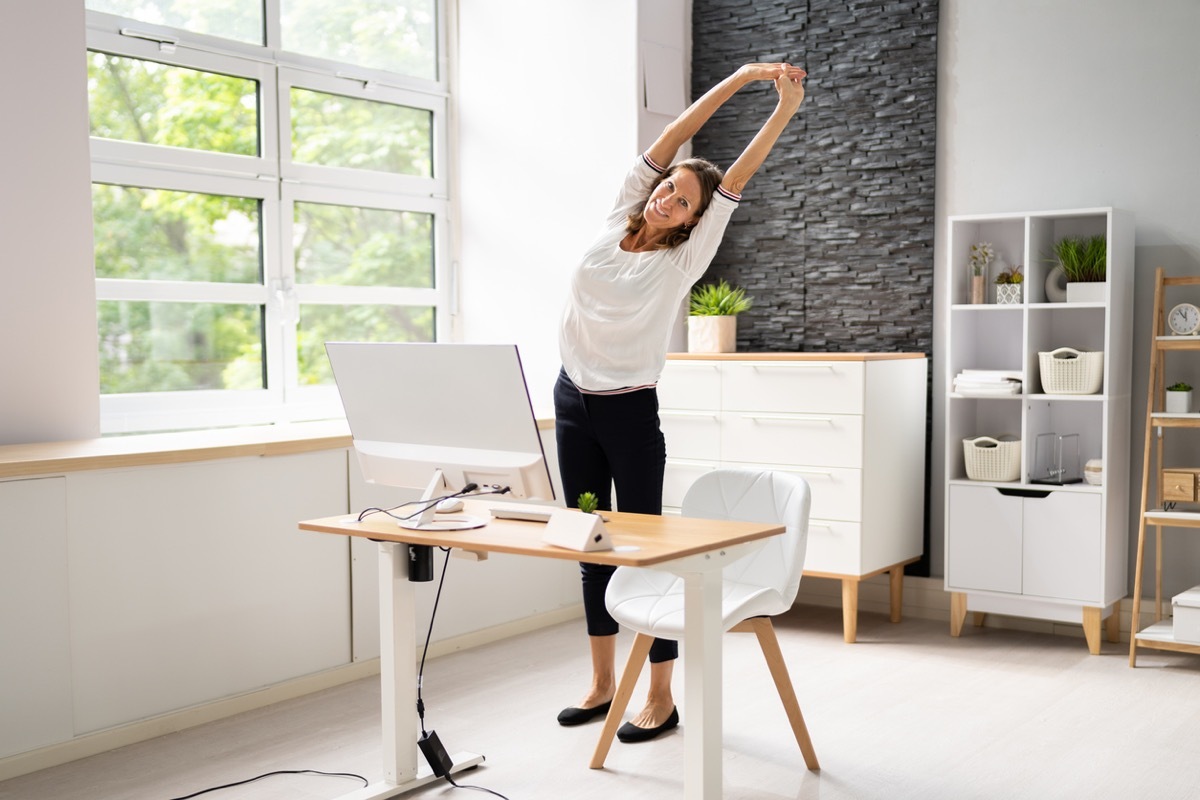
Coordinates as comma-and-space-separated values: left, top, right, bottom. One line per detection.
803, 519, 862, 575
660, 410, 721, 461
720, 412, 863, 469
662, 459, 717, 509
658, 361, 721, 410
721, 361, 864, 414
1162, 470, 1199, 503
722, 461, 862, 522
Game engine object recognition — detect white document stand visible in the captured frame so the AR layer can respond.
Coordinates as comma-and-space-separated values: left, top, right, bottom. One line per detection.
302, 506, 782, 800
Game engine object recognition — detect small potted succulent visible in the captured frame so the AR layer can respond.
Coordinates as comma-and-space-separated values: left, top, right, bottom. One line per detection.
968, 242, 994, 304
994, 264, 1023, 305
576, 491, 600, 515
687, 279, 751, 353
1166, 382, 1193, 414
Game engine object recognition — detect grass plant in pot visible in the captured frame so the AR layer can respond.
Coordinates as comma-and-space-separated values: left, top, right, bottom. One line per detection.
994, 263, 1023, 305
1051, 235, 1107, 303
688, 279, 751, 353
1166, 381, 1193, 414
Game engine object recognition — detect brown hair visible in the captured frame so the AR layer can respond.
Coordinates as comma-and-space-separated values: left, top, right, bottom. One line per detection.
625, 158, 724, 249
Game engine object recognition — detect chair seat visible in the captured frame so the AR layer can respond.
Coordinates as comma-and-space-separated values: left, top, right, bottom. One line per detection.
605, 567, 789, 639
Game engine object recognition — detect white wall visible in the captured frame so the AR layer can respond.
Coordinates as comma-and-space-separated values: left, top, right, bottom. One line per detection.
932, 0, 1200, 589
0, 0, 100, 444
455, 0, 691, 416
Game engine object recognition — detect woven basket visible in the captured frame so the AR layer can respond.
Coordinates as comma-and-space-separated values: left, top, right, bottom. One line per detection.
1038, 347, 1104, 395
963, 435, 1021, 482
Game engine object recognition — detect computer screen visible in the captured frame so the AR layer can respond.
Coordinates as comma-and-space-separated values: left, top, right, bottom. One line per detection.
325, 342, 556, 530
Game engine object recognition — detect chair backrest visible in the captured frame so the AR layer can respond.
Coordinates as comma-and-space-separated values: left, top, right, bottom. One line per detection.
680, 469, 812, 606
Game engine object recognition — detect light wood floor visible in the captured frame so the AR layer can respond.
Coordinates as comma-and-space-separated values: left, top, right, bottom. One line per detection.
3, 605, 1200, 800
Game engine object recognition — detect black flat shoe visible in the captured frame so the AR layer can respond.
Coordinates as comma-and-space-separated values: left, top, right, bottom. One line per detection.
616, 706, 679, 743
557, 700, 612, 726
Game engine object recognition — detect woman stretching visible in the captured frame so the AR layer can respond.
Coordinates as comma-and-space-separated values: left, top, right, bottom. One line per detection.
554, 61, 807, 742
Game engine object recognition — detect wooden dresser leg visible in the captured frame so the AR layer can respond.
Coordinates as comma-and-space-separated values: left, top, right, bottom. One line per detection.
841, 578, 859, 643
949, 592, 968, 637
1082, 606, 1102, 655
889, 565, 903, 623
1105, 600, 1122, 643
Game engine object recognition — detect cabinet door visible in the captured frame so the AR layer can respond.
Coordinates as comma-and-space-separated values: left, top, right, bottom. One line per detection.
947, 484, 1022, 594
1022, 491, 1102, 602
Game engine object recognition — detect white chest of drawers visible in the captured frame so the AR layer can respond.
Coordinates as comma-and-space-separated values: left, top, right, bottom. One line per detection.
658, 353, 928, 642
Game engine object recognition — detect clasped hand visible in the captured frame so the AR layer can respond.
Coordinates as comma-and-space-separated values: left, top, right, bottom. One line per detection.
738, 62, 806, 111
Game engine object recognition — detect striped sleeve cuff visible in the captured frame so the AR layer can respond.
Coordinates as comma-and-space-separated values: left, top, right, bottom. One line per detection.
641, 152, 666, 173
716, 185, 741, 203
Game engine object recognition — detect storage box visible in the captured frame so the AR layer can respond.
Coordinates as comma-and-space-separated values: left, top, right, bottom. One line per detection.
1172, 586, 1200, 644
1161, 468, 1200, 503
963, 435, 1021, 482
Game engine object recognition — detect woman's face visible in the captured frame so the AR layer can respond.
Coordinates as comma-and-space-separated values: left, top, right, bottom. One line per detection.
643, 168, 702, 231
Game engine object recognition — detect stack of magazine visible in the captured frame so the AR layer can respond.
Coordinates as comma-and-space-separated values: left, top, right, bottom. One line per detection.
953, 369, 1023, 396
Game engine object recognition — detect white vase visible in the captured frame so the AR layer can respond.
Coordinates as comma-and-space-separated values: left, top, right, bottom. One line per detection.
1066, 281, 1107, 303
688, 315, 737, 353
1166, 390, 1192, 414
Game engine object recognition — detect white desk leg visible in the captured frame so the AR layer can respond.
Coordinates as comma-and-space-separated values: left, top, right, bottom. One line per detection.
683, 567, 723, 800
334, 543, 483, 800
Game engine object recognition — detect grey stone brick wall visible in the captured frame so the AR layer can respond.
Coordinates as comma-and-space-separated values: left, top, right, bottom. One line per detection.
691, 0, 937, 356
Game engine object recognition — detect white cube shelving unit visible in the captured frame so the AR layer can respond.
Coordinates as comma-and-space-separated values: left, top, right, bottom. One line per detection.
942, 207, 1134, 653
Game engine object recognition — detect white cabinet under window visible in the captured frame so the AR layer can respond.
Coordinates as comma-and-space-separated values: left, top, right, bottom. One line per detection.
659, 353, 928, 642
942, 208, 1133, 653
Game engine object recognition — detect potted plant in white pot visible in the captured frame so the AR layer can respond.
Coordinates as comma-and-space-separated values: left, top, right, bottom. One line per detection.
994, 263, 1023, 305
1051, 235, 1107, 303
1166, 382, 1193, 414
688, 279, 751, 353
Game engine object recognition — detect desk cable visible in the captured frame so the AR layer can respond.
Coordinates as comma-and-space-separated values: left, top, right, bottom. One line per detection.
416, 546, 512, 799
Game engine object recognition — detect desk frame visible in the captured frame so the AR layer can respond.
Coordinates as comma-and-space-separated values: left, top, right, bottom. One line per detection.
300, 501, 784, 800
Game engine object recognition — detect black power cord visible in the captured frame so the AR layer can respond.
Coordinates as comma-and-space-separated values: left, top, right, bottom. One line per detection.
167, 769, 367, 799
415, 546, 511, 800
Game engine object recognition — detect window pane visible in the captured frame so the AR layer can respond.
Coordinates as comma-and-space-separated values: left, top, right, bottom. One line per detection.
281, 0, 436, 80
86, 0, 263, 45
93, 185, 262, 283
99, 301, 265, 393
294, 202, 432, 288
298, 305, 434, 385
290, 88, 432, 176
88, 52, 259, 156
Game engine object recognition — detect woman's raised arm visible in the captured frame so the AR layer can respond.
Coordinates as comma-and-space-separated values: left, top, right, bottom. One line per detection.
645, 62, 806, 170
720, 68, 806, 197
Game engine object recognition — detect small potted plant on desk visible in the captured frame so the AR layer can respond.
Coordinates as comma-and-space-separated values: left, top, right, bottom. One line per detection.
1167, 382, 1193, 414
994, 264, 1024, 305
688, 279, 751, 353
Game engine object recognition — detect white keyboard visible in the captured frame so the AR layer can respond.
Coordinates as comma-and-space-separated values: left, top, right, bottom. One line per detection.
490, 508, 553, 523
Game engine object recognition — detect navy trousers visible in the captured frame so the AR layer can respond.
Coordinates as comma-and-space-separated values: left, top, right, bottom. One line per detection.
553, 368, 678, 663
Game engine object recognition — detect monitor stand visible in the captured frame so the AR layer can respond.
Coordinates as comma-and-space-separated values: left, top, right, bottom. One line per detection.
397, 469, 488, 531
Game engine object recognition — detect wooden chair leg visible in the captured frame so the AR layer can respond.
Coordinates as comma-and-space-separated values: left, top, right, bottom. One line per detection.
739, 617, 820, 771
590, 632, 654, 769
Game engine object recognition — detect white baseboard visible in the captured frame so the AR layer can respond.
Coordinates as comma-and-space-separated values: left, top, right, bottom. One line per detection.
0, 605, 586, 783
796, 572, 1155, 643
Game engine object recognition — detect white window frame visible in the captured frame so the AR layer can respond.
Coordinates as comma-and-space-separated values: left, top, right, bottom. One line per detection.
86, 3, 452, 434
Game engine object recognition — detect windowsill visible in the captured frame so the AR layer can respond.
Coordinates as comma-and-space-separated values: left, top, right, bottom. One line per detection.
0, 417, 557, 479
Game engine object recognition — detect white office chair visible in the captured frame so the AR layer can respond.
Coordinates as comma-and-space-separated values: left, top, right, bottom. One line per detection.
591, 468, 819, 771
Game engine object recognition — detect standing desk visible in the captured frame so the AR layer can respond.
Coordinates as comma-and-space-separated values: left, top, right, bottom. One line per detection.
299, 499, 785, 800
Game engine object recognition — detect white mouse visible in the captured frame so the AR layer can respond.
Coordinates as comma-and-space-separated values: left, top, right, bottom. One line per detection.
436, 497, 464, 513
